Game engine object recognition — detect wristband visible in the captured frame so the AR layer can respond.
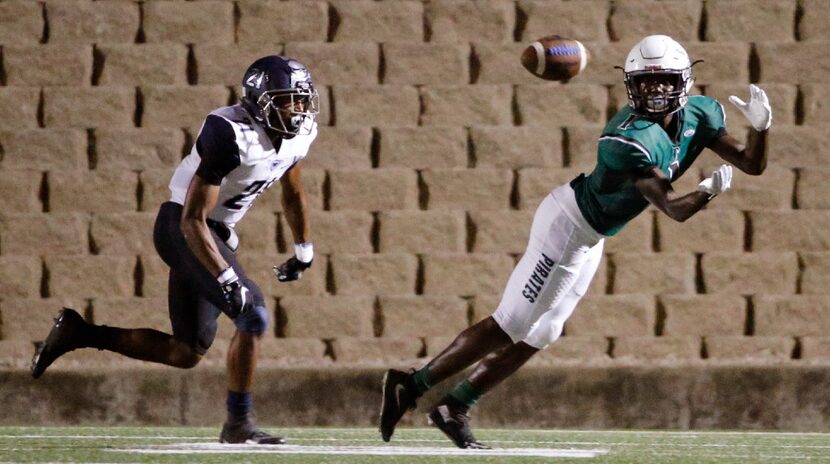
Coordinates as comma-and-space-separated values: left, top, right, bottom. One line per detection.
294, 242, 314, 263
217, 267, 238, 286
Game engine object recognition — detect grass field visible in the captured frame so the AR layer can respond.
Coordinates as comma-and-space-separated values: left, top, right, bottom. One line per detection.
1, 426, 829, 463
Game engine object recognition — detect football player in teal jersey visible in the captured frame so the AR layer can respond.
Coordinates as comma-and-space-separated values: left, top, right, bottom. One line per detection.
379, 35, 773, 448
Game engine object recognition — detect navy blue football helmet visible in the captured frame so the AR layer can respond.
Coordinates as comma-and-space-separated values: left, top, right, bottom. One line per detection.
241, 56, 319, 137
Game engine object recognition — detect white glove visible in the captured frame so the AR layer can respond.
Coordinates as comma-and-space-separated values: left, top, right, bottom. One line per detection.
728, 84, 772, 131
697, 164, 733, 197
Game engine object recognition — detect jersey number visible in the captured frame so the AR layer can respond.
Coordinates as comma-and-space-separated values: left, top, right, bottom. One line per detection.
223, 179, 276, 211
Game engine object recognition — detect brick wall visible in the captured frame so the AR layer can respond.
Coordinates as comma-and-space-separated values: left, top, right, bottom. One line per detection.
1, 0, 830, 370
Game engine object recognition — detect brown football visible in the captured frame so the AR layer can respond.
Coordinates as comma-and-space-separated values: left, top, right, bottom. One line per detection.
520, 35, 589, 82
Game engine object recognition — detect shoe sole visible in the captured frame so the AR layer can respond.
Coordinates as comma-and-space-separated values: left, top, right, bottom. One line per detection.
427, 409, 491, 450
31, 310, 72, 379
220, 438, 286, 445
220, 425, 286, 445
30, 344, 47, 379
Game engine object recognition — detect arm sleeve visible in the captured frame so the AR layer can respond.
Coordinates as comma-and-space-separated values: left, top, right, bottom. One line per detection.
598, 135, 655, 172
194, 115, 240, 185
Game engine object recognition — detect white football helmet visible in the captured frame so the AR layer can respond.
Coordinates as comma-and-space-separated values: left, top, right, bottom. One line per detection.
622, 35, 695, 117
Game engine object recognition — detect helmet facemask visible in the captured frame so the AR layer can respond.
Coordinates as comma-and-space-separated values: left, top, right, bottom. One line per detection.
256, 87, 320, 137
624, 67, 693, 117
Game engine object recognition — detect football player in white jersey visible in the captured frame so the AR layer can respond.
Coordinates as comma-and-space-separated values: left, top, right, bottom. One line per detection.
31, 56, 319, 444
379, 35, 773, 448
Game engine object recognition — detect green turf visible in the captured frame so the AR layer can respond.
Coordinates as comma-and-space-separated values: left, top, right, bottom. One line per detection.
1, 426, 829, 463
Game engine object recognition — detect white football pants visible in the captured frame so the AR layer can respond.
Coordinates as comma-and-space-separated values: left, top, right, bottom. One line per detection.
492, 183, 605, 349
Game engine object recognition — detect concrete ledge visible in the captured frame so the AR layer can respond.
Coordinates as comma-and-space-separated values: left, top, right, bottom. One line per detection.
3, 364, 830, 430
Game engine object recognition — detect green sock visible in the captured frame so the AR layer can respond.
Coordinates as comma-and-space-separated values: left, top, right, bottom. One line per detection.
412, 367, 431, 395
449, 380, 481, 408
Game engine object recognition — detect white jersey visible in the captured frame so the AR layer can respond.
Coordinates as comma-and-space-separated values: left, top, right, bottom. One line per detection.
169, 105, 317, 226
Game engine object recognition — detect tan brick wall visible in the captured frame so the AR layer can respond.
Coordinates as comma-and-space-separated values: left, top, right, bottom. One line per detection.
280, 296, 372, 338
378, 210, 466, 253
1, 0, 827, 371
97, 45, 188, 86
471, 126, 563, 169
332, 0, 423, 43
520, 1, 608, 44
238, 1, 329, 44
380, 295, 468, 337
705, 0, 795, 42
474, 42, 541, 85
143, 1, 234, 45
0, 88, 40, 130
0, 1, 43, 45
660, 295, 746, 336
47, 0, 139, 44
427, 0, 514, 43
378, 127, 467, 169
0, 171, 42, 213
285, 43, 378, 86
566, 294, 655, 337
5, 45, 92, 87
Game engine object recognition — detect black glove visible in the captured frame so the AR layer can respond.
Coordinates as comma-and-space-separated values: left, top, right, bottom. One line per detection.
218, 268, 253, 318
273, 257, 312, 282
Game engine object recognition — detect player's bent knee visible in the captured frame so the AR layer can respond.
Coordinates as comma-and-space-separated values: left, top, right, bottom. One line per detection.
235, 305, 269, 336
180, 352, 202, 369
170, 347, 202, 369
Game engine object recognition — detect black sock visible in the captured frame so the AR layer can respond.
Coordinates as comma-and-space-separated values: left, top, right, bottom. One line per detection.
227, 391, 253, 421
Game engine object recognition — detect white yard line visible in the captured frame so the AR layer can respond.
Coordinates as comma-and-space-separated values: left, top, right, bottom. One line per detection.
518, 429, 830, 438
114, 443, 609, 458
3, 435, 213, 440
647, 450, 821, 461
4, 434, 830, 450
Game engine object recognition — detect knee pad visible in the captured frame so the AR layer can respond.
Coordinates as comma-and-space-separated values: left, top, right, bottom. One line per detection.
235, 305, 269, 336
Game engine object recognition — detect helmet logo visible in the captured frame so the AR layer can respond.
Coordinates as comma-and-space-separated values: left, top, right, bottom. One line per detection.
246, 71, 266, 89
289, 69, 312, 90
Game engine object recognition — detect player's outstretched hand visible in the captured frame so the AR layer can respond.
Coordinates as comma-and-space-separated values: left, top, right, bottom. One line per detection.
273, 257, 312, 282
274, 243, 314, 282
729, 84, 772, 132
697, 164, 733, 198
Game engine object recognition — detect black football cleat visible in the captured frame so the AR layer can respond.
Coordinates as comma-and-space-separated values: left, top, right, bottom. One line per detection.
220, 413, 285, 445
428, 400, 491, 450
31, 307, 89, 379
379, 368, 419, 442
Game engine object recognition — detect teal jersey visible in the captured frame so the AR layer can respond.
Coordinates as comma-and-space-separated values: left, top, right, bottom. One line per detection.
572, 95, 726, 236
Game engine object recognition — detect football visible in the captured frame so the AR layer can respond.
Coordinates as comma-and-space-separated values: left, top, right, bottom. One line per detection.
520, 35, 589, 82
